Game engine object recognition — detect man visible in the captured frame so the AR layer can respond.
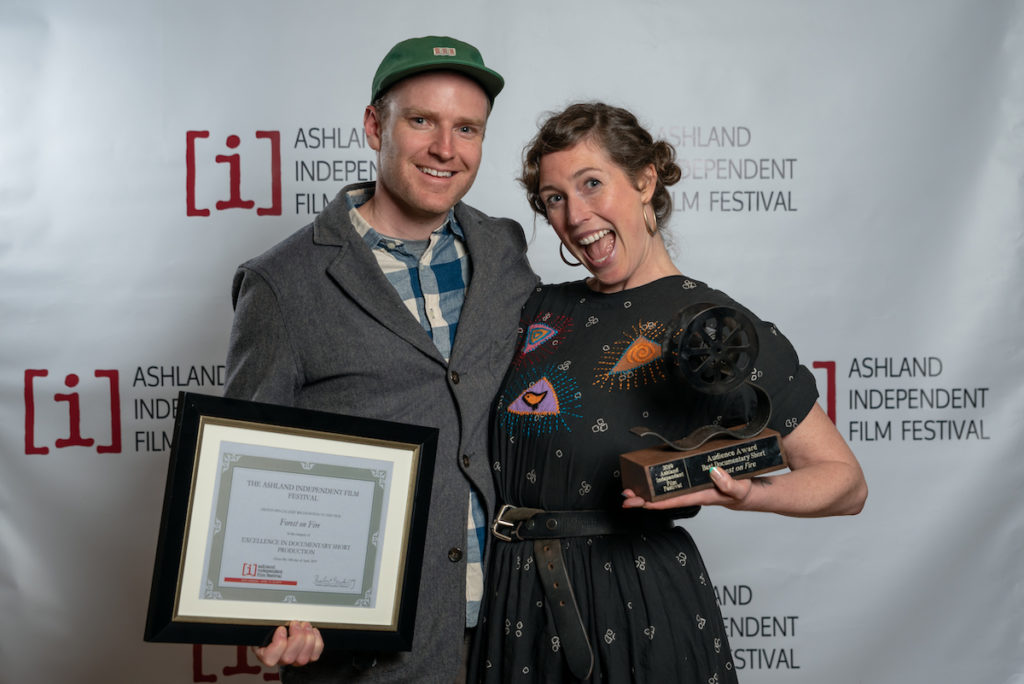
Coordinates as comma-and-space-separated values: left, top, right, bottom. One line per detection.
224, 36, 537, 681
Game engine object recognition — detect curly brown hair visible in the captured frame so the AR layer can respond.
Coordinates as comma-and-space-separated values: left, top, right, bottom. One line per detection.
520, 102, 681, 229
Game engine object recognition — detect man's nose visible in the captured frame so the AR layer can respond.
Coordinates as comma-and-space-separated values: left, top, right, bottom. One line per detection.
429, 128, 454, 160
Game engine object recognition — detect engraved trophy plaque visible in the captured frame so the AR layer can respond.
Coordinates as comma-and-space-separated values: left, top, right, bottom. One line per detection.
620, 304, 788, 502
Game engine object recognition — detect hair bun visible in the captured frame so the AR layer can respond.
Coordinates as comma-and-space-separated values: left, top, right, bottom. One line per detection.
653, 141, 681, 187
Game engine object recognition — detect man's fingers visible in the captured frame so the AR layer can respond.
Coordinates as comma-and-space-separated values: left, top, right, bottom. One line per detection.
252, 625, 289, 667
281, 621, 320, 666
250, 622, 324, 668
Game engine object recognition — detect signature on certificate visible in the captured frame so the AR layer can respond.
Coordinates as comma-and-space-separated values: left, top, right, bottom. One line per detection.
314, 574, 357, 590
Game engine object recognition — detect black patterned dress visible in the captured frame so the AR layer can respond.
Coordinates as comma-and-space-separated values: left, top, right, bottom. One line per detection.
473, 276, 818, 683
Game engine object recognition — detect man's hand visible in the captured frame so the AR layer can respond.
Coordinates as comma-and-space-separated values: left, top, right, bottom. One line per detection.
252, 621, 324, 668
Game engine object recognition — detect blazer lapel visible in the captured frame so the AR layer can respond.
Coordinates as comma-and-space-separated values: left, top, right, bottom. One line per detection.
315, 196, 444, 363
454, 205, 513, 356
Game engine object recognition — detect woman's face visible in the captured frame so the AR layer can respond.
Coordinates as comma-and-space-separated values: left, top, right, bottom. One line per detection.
538, 137, 662, 293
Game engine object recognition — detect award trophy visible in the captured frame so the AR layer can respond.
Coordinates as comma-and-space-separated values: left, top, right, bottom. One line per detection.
620, 304, 788, 502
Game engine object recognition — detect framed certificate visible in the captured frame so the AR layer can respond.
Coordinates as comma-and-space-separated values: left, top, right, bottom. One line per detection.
144, 391, 438, 651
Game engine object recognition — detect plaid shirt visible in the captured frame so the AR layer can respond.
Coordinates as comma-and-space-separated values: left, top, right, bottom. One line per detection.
346, 188, 486, 627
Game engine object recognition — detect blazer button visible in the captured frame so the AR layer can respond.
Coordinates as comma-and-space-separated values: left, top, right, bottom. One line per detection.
462, 454, 471, 467
449, 370, 460, 384
448, 547, 464, 562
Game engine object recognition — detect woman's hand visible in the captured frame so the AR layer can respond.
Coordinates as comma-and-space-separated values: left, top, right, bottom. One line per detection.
622, 403, 867, 517
252, 620, 324, 668
622, 466, 755, 510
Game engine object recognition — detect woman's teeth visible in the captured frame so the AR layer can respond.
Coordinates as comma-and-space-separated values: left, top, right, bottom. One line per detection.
577, 229, 610, 246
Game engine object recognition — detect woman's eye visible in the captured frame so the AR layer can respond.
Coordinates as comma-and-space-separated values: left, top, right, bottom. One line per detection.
585, 178, 601, 189
544, 194, 563, 206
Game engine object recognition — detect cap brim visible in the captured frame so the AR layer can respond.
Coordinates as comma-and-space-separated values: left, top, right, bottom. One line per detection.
374, 62, 504, 103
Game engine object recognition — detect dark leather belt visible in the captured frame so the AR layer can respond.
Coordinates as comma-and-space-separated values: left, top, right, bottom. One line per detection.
490, 505, 676, 680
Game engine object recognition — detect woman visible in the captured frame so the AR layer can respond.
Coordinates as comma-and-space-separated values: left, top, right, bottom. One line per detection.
472, 103, 867, 682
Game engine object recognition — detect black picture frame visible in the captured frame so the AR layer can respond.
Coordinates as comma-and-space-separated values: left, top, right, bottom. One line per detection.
144, 391, 437, 651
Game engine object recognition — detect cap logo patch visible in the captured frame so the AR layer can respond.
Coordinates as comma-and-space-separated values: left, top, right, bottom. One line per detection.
433, 47, 456, 56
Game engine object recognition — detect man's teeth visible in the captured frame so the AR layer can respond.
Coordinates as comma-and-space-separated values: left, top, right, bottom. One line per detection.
420, 167, 453, 178
578, 229, 610, 246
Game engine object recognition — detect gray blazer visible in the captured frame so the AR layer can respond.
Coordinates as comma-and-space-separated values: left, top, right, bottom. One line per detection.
224, 182, 537, 682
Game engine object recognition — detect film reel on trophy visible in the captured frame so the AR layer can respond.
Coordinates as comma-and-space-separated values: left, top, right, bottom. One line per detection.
619, 303, 789, 502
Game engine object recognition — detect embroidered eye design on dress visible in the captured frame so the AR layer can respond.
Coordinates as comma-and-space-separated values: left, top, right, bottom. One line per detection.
499, 364, 582, 438
520, 388, 551, 412
511, 313, 573, 368
523, 324, 557, 353
593, 320, 669, 391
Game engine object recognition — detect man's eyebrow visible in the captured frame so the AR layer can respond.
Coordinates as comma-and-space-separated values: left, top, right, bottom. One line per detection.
396, 106, 430, 118
397, 106, 486, 127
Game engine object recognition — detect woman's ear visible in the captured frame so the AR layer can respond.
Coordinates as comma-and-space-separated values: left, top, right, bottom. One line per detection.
637, 163, 658, 203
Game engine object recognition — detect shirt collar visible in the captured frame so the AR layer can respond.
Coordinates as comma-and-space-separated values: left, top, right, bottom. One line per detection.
344, 185, 463, 250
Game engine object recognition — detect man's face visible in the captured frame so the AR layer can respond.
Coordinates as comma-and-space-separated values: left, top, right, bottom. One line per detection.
366, 71, 490, 226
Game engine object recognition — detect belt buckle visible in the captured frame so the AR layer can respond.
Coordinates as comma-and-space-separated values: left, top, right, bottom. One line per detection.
491, 503, 518, 542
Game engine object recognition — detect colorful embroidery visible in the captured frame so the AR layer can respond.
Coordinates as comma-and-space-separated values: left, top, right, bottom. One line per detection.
522, 324, 557, 354
512, 313, 573, 367
610, 335, 661, 373
594, 320, 669, 391
499, 364, 582, 438
508, 377, 560, 415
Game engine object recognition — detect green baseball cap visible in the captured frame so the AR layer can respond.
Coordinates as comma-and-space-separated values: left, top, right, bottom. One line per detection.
371, 35, 504, 104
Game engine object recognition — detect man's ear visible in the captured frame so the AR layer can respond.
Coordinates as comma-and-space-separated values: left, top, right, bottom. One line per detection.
364, 105, 383, 152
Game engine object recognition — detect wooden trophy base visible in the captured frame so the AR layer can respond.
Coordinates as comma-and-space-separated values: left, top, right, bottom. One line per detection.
620, 429, 787, 502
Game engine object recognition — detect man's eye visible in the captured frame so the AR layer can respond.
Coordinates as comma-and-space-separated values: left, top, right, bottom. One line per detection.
585, 178, 601, 189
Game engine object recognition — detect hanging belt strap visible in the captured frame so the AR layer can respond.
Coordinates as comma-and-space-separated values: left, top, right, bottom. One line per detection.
490, 505, 676, 680
534, 537, 592, 680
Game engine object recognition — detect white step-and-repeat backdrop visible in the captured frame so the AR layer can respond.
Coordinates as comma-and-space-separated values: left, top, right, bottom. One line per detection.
2, 1, 1022, 682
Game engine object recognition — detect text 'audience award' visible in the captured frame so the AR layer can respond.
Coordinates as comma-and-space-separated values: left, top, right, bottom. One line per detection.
620, 304, 788, 502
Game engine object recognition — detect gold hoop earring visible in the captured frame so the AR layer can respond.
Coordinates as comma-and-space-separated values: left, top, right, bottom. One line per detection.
642, 206, 657, 236
560, 242, 583, 267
